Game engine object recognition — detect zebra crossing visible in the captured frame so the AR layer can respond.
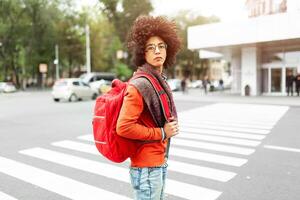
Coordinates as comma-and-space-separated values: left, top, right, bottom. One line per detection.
0, 103, 289, 200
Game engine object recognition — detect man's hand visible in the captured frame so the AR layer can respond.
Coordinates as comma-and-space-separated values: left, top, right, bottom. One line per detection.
163, 117, 179, 139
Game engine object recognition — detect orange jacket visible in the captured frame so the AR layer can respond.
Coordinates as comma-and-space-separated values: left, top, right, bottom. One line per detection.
116, 84, 167, 167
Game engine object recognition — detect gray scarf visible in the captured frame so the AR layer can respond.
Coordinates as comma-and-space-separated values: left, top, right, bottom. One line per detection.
130, 63, 177, 127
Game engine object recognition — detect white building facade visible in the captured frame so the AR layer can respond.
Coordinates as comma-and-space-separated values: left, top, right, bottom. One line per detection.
188, 0, 300, 96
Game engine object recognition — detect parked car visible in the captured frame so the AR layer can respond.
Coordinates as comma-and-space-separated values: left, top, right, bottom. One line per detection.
167, 79, 181, 91
0, 82, 17, 93
52, 78, 98, 102
89, 79, 112, 94
80, 72, 116, 85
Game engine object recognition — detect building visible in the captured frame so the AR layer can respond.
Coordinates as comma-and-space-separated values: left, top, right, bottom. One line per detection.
188, 0, 300, 96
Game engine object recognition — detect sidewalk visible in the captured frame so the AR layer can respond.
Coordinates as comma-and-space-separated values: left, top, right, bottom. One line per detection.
173, 88, 300, 107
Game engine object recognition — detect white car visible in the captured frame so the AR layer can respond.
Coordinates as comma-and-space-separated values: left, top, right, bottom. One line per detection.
89, 79, 112, 94
80, 72, 116, 85
52, 78, 98, 102
0, 82, 17, 93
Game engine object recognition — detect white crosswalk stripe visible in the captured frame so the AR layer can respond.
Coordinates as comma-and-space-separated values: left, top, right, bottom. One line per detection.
53, 140, 248, 167
172, 138, 255, 155
0, 103, 289, 200
19, 147, 222, 200
79, 134, 255, 155
179, 120, 273, 130
0, 191, 18, 200
0, 156, 131, 200
178, 132, 261, 146
180, 123, 270, 134
78, 135, 237, 181
178, 127, 267, 139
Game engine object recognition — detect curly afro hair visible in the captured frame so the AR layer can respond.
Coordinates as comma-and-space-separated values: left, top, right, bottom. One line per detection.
127, 15, 181, 68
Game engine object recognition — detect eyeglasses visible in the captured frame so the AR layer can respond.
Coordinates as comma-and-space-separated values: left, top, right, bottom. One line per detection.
145, 43, 167, 53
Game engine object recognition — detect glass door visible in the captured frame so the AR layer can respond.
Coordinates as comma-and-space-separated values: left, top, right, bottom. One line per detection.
271, 68, 281, 92
262, 68, 269, 93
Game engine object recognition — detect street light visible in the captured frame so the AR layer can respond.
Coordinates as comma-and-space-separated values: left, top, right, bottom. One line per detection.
85, 24, 91, 74
54, 44, 59, 80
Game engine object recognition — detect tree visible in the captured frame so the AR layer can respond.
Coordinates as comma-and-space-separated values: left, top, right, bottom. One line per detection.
56, 7, 85, 78
0, 0, 27, 85
98, 0, 153, 66
171, 11, 219, 80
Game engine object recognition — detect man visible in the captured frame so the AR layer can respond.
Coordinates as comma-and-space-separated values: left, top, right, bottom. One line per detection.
116, 16, 181, 199
286, 72, 295, 96
295, 73, 300, 96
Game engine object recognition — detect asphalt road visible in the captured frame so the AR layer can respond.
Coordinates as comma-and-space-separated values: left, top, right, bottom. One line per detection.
0, 90, 299, 200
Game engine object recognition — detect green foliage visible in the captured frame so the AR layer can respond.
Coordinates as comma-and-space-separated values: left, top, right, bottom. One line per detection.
0, 0, 220, 86
171, 11, 220, 79
99, 0, 153, 66
113, 62, 133, 81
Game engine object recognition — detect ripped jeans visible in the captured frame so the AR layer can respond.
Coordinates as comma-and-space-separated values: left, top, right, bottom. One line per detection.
129, 163, 168, 200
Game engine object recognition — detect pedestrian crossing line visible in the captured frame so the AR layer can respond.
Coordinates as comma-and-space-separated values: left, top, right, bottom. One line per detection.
54, 137, 236, 182
0, 191, 17, 200
179, 117, 276, 127
167, 160, 236, 182
78, 134, 255, 155
179, 119, 273, 130
184, 103, 289, 120
171, 148, 247, 167
0, 156, 131, 200
19, 147, 130, 182
77, 135, 237, 181
173, 138, 255, 155
53, 140, 247, 167
19, 148, 222, 200
179, 128, 266, 140
178, 132, 261, 147
264, 145, 300, 153
179, 123, 270, 134
179, 110, 279, 122
20, 147, 236, 183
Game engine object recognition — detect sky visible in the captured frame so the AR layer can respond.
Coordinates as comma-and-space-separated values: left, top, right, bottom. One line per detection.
77, 0, 248, 22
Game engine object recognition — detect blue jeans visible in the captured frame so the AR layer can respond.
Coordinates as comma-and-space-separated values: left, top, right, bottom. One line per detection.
129, 164, 168, 200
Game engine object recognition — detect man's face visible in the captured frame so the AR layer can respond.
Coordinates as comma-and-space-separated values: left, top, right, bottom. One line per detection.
144, 36, 167, 69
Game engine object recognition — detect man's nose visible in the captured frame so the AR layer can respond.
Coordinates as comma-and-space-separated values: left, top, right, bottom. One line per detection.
154, 46, 160, 54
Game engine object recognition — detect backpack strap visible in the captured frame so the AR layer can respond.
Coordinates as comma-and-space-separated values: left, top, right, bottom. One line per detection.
132, 72, 172, 121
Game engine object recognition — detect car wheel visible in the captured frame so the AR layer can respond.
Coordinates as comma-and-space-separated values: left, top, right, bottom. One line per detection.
92, 93, 98, 100
53, 98, 60, 102
69, 93, 78, 102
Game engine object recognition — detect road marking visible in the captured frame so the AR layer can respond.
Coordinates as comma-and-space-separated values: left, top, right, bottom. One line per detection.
0, 191, 17, 200
180, 119, 273, 130
178, 132, 261, 147
167, 160, 236, 182
179, 103, 289, 127
179, 128, 266, 139
180, 122, 270, 134
0, 156, 131, 200
171, 148, 247, 167
54, 140, 247, 167
19, 147, 129, 182
180, 117, 275, 127
79, 134, 255, 155
21, 147, 235, 182
264, 145, 300, 153
173, 138, 255, 155
61, 138, 241, 177
20, 147, 222, 200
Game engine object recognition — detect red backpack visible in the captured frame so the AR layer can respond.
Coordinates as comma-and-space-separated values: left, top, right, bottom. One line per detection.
92, 72, 172, 163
